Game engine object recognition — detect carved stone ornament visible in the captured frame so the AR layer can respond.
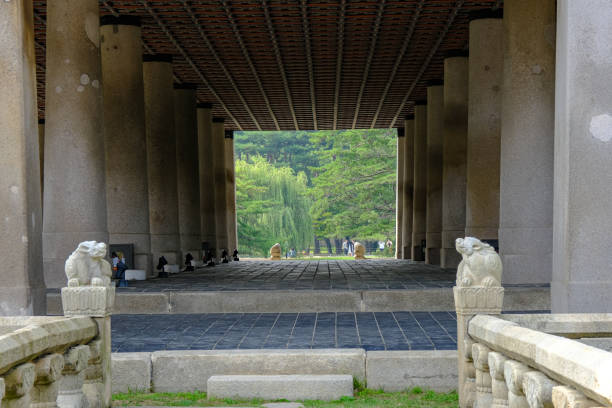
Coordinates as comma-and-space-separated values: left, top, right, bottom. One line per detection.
270, 243, 281, 261
354, 242, 366, 260
455, 237, 502, 288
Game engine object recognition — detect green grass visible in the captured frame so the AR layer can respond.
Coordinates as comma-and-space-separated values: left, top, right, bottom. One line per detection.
112, 388, 458, 407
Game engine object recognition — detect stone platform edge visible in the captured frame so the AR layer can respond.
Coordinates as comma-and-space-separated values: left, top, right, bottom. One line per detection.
111, 349, 458, 395
49, 287, 550, 314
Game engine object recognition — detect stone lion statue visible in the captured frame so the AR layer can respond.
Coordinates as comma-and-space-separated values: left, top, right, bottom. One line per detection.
354, 242, 366, 260
455, 237, 502, 287
65, 241, 112, 287
270, 243, 281, 261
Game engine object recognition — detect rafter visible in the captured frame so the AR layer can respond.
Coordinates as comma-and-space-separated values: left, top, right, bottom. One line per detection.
332, 0, 346, 131
139, 0, 243, 130
220, 0, 280, 130
352, 0, 385, 129
180, 0, 261, 131
389, 0, 464, 128
370, 0, 424, 129
262, 0, 300, 130
300, 0, 317, 130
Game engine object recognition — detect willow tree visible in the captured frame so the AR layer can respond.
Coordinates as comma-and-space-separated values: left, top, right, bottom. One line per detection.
235, 156, 313, 256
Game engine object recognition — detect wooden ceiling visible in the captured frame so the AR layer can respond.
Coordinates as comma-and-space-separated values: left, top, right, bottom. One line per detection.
32, 0, 502, 130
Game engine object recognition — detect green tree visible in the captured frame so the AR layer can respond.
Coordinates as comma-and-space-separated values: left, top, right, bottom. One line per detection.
235, 156, 313, 256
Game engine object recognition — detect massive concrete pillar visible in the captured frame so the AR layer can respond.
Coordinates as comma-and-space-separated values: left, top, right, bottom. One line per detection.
143, 55, 180, 266
425, 85, 444, 265
174, 84, 201, 261
499, 0, 555, 285
197, 103, 217, 255
38, 120, 45, 201
100, 16, 151, 274
0, 0, 46, 314
465, 12, 503, 245
552, 0, 612, 312
225, 131, 238, 254
43, 0, 108, 288
395, 128, 405, 258
411, 103, 427, 261
212, 118, 229, 258
401, 117, 414, 259
441, 53, 469, 269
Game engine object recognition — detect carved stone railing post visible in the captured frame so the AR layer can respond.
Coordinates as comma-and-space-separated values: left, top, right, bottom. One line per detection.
0, 378, 4, 408
551, 386, 600, 408
2, 363, 35, 408
83, 340, 102, 408
31, 354, 64, 408
505, 360, 530, 408
453, 237, 504, 408
61, 241, 115, 408
523, 371, 558, 408
473, 343, 493, 407
464, 338, 477, 408
57, 345, 90, 408
489, 351, 509, 408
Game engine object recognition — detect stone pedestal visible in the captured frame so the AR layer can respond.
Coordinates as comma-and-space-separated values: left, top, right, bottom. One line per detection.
225, 131, 238, 254
100, 17, 152, 276
197, 104, 217, 256
143, 55, 180, 266
425, 85, 444, 266
43, 0, 108, 288
396, 128, 405, 259
411, 104, 427, 261
499, 0, 555, 285
212, 118, 229, 258
552, 0, 612, 312
465, 14, 503, 242
174, 85, 201, 260
0, 0, 46, 314
401, 119, 414, 260
441, 54, 469, 269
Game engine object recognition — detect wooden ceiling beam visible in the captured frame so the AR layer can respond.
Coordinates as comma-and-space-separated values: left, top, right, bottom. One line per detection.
300, 0, 317, 130
332, 0, 346, 130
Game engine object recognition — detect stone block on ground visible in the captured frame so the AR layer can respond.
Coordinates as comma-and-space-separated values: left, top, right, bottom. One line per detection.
207, 375, 353, 401
111, 352, 151, 393
125, 270, 147, 280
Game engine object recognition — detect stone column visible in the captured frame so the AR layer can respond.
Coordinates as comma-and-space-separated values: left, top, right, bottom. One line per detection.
100, 16, 152, 275
395, 128, 405, 259
43, 0, 108, 288
441, 53, 469, 269
197, 103, 217, 256
500, 0, 555, 285
174, 84, 201, 261
425, 85, 444, 265
552, 0, 612, 312
39, 120, 45, 201
0, 0, 46, 314
401, 118, 414, 259
411, 103, 427, 261
225, 130, 238, 254
212, 118, 229, 258
465, 12, 503, 245
143, 55, 181, 267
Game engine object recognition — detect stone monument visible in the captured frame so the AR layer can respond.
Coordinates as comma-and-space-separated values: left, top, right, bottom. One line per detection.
354, 242, 366, 260
270, 243, 281, 261
453, 237, 504, 408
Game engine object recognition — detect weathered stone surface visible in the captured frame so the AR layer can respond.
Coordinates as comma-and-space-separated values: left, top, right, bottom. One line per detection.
401, 118, 414, 259
523, 371, 557, 408
366, 351, 457, 392
207, 375, 353, 401
196, 105, 217, 253
111, 353, 151, 393
425, 85, 443, 266
269, 243, 282, 261
225, 134, 238, 254
354, 243, 366, 260
151, 349, 365, 392
212, 119, 229, 257
455, 237, 502, 288
552, 386, 600, 408
411, 104, 427, 261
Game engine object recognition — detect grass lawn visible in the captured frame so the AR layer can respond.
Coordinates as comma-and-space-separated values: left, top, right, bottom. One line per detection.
112, 387, 458, 407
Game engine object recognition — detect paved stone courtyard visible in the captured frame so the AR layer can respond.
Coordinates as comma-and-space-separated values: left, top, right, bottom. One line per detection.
111, 311, 458, 352
115, 260, 458, 292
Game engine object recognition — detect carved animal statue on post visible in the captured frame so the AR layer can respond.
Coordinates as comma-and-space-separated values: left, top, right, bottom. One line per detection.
455, 237, 502, 287
65, 241, 112, 287
354, 242, 366, 260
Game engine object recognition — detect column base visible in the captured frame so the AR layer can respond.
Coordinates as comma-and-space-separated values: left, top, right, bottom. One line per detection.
425, 248, 441, 265
0, 286, 47, 316
401, 245, 411, 260
440, 248, 461, 269
499, 227, 551, 284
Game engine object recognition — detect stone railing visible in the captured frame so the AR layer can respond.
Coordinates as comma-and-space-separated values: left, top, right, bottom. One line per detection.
455, 276, 612, 407
0, 285, 114, 408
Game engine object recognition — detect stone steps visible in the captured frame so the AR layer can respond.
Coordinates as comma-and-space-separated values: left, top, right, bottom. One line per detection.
207, 374, 353, 402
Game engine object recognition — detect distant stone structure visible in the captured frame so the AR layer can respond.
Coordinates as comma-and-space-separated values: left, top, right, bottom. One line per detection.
455, 237, 502, 287
354, 242, 366, 260
270, 243, 281, 261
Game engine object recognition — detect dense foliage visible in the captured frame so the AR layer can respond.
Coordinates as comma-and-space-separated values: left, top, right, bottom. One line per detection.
234, 129, 397, 255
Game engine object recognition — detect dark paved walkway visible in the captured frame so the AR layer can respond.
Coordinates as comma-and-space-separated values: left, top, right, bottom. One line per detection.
111, 312, 458, 352
112, 260, 457, 292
